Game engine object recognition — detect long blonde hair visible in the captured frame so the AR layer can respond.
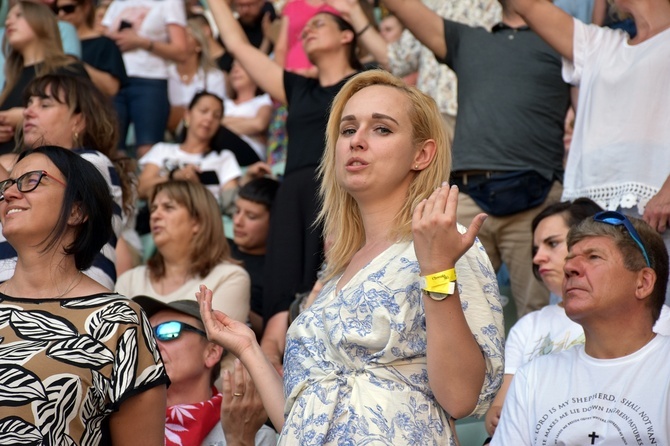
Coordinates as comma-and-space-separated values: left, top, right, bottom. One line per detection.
187, 17, 218, 73
0, 1, 72, 105
317, 70, 451, 280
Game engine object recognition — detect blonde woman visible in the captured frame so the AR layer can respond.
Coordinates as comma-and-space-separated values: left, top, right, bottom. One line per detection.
196, 70, 504, 444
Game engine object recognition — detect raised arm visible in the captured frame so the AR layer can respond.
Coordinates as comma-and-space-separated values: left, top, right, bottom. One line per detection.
507, 0, 575, 61
208, 0, 286, 103
412, 184, 488, 418
327, 0, 391, 68
379, 0, 446, 59
197, 285, 286, 430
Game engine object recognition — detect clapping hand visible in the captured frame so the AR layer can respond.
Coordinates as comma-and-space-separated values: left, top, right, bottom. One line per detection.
220, 359, 268, 444
412, 183, 487, 275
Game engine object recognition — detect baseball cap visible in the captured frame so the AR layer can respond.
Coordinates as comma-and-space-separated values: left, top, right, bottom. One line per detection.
133, 296, 202, 323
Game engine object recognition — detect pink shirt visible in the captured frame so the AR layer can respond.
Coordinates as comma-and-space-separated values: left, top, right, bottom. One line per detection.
282, 0, 339, 71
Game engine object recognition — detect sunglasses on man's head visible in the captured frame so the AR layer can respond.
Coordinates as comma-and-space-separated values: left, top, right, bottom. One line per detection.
153, 320, 207, 342
593, 211, 651, 267
56, 4, 77, 14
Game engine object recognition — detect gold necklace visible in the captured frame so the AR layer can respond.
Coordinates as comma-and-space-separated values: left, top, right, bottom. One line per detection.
55, 272, 84, 298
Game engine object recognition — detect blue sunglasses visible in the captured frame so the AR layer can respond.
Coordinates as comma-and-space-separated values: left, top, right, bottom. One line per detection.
593, 211, 651, 267
153, 320, 207, 342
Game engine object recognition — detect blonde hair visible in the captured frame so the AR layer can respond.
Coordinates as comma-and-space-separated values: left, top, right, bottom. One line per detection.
187, 18, 218, 73
317, 70, 451, 280
0, 1, 72, 105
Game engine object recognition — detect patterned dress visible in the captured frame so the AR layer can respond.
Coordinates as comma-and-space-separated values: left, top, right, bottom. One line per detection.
281, 236, 504, 445
0, 293, 168, 446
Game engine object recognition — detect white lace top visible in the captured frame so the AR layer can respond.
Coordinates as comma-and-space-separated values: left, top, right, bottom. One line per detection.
561, 20, 670, 213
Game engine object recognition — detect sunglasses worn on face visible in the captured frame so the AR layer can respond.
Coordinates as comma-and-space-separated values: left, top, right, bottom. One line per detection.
0, 170, 66, 200
593, 211, 651, 267
56, 4, 77, 14
153, 320, 207, 342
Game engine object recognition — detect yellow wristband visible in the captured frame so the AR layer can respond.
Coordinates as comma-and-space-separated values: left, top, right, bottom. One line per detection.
423, 268, 457, 288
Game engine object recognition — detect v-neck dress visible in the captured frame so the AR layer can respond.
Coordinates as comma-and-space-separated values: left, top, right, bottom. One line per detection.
280, 234, 505, 444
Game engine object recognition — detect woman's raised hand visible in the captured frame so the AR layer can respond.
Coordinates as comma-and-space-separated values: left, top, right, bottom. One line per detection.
412, 183, 487, 275
196, 285, 257, 358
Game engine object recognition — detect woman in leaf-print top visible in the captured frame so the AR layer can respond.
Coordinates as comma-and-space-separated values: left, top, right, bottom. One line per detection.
196, 70, 504, 445
0, 146, 168, 446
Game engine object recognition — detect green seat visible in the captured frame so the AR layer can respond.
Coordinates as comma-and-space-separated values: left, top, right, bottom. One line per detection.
455, 417, 489, 446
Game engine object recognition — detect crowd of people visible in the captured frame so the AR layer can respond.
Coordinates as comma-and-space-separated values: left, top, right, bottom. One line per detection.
0, 0, 668, 444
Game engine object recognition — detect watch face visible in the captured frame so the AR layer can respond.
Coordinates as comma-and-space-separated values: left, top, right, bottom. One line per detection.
423, 289, 449, 301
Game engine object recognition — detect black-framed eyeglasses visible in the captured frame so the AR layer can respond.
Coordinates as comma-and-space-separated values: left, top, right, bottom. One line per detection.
56, 4, 77, 14
153, 320, 207, 342
593, 211, 651, 267
0, 170, 66, 199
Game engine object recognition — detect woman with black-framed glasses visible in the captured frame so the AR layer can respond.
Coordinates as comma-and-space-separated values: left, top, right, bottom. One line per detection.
0, 146, 168, 445
0, 169, 67, 199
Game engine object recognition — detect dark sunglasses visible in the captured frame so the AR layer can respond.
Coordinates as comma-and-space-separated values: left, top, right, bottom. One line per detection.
153, 320, 207, 342
593, 211, 651, 267
56, 4, 77, 14
0, 170, 66, 201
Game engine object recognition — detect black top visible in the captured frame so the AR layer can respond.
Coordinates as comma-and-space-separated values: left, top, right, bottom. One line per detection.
0, 61, 89, 154
229, 239, 265, 316
81, 35, 128, 86
283, 70, 357, 176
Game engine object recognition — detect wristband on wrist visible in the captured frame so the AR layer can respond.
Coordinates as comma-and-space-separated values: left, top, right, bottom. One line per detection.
422, 268, 457, 288
356, 24, 370, 37
420, 268, 457, 300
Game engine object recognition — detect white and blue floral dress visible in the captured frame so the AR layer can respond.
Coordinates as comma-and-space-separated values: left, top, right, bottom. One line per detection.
281, 237, 505, 445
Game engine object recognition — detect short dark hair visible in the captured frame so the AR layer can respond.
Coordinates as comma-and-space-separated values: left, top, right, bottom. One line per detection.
531, 198, 603, 281
567, 215, 669, 321
16, 146, 113, 271
238, 177, 279, 211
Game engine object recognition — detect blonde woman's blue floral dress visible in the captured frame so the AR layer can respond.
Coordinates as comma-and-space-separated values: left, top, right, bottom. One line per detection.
281, 234, 505, 445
